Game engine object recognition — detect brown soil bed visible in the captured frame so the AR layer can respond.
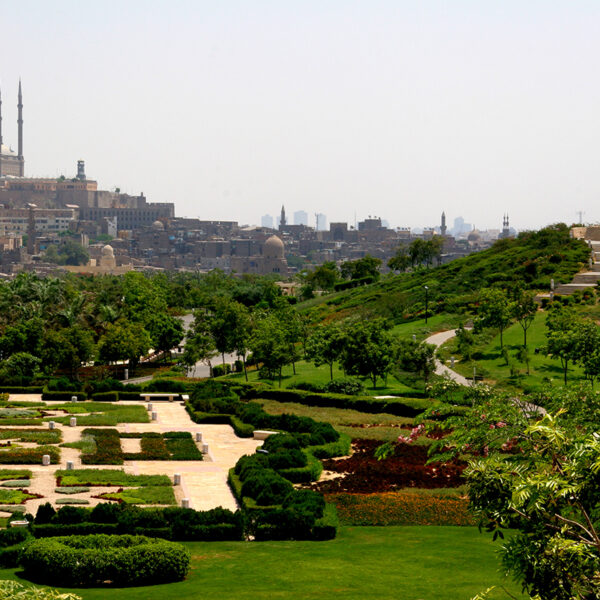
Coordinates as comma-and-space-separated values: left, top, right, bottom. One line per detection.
309, 439, 466, 494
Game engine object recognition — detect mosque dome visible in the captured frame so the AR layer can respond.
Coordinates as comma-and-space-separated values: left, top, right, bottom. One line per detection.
152, 220, 165, 231
0, 144, 16, 157
264, 235, 285, 259
102, 244, 114, 256
467, 230, 481, 242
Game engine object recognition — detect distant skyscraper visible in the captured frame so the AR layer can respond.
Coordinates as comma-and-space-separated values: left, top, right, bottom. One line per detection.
315, 213, 327, 231
261, 214, 274, 228
293, 210, 308, 226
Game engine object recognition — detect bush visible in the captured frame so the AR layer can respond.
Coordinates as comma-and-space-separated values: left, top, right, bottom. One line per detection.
143, 379, 187, 393
212, 364, 232, 377
42, 389, 87, 401
322, 378, 365, 396
20, 534, 191, 586
46, 378, 81, 392
34, 503, 56, 525
0, 527, 29, 548
90, 392, 119, 402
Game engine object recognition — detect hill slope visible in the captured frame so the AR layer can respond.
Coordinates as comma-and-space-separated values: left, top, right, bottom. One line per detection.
303, 224, 589, 323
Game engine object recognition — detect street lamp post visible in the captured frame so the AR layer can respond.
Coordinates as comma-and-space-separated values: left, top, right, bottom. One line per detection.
424, 285, 429, 324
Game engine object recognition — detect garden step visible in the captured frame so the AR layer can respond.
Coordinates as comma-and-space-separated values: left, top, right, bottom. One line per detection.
555, 283, 597, 295
571, 271, 600, 284
591, 263, 600, 272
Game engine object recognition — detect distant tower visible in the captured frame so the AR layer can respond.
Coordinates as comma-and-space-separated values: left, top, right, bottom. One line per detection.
501, 214, 510, 239
0, 85, 3, 177
76, 160, 86, 181
279, 205, 287, 229
17, 80, 23, 176
440, 211, 447, 236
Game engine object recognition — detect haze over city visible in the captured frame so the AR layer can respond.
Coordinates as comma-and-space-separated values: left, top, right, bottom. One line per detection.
2, 0, 599, 230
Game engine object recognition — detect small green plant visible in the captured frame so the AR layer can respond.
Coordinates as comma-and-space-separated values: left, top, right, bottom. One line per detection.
96, 485, 176, 505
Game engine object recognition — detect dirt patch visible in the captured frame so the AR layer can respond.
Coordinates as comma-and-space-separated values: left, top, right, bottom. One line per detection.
309, 439, 466, 494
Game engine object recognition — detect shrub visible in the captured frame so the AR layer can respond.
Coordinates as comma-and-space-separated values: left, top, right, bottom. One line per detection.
42, 389, 87, 401
143, 379, 187, 393
55, 498, 90, 505
20, 534, 191, 586
35, 503, 56, 525
322, 377, 365, 396
54, 487, 89, 495
212, 364, 232, 377
96, 486, 176, 505
90, 392, 119, 402
0, 527, 29, 548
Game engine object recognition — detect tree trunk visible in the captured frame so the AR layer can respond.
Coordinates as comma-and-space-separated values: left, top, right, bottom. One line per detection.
500, 328, 504, 349
242, 355, 248, 382
292, 359, 296, 375
222, 352, 225, 366
523, 326, 527, 348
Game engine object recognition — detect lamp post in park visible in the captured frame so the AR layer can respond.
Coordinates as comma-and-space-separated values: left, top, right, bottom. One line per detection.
424, 285, 429, 324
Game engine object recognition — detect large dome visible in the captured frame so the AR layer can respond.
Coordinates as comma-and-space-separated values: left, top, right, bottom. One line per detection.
152, 220, 164, 231
264, 235, 284, 259
102, 244, 114, 256
0, 144, 16, 157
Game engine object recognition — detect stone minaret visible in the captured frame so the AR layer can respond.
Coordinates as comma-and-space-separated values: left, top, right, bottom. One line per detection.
17, 80, 23, 176
441, 211, 447, 236
0, 84, 3, 178
280, 205, 287, 229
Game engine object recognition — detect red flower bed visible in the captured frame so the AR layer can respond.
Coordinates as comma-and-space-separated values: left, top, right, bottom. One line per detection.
310, 439, 466, 494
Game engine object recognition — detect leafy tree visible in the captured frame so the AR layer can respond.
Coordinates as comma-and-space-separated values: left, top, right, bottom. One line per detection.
97, 321, 151, 375
546, 305, 580, 385
182, 310, 217, 376
476, 288, 512, 349
41, 326, 95, 380
339, 320, 395, 388
467, 413, 600, 600
277, 308, 302, 376
249, 313, 290, 386
145, 313, 184, 362
394, 339, 436, 381
0, 352, 42, 381
306, 323, 346, 381
340, 255, 381, 281
511, 290, 537, 347
305, 262, 339, 290
387, 246, 410, 273
455, 323, 474, 360
572, 320, 600, 387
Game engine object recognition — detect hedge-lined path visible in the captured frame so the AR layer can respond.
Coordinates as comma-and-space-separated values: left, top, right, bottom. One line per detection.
425, 329, 471, 386
1, 396, 262, 514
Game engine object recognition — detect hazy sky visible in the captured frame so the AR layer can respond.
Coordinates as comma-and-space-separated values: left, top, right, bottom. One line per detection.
1, 1, 599, 230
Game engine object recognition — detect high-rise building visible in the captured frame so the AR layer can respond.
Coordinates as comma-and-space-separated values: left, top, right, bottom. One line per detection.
315, 213, 327, 231
261, 214, 274, 228
0, 80, 25, 178
293, 210, 308, 226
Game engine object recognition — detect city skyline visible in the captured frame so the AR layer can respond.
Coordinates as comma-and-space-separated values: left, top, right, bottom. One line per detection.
2, 1, 599, 230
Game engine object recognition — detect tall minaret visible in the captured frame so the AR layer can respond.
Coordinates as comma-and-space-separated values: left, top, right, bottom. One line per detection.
280, 205, 287, 229
0, 84, 3, 178
17, 79, 23, 176
440, 211, 447, 236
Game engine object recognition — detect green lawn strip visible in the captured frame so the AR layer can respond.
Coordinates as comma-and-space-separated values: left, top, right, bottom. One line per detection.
43, 402, 150, 426
444, 312, 587, 390
257, 398, 415, 442
55, 498, 90, 505
56, 469, 172, 487
0, 429, 62, 444
0, 408, 42, 418
60, 435, 96, 454
0, 470, 32, 481
96, 485, 176, 505
0, 446, 60, 464
0, 419, 42, 426
225, 359, 422, 396
0, 489, 39, 504
0, 526, 525, 599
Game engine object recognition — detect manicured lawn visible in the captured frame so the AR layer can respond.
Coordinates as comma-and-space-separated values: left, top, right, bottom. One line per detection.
56, 469, 172, 487
97, 485, 176, 505
0, 526, 524, 599
389, 313, 463, 341
44, 403, 150, 426
441, 311, 586, 390
257, 398, 415, 442
226, 360, 421, 395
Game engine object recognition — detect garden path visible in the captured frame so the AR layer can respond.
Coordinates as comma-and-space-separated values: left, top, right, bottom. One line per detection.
424, 329, 471, 386
2, 396, 262, 515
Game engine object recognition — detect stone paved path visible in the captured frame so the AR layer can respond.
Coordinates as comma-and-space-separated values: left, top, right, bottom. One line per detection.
425, 329, 471, 386
3, 396, 262, 514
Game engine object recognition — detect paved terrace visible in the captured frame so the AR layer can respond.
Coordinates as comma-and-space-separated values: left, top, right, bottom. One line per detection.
3, 397, 262, 515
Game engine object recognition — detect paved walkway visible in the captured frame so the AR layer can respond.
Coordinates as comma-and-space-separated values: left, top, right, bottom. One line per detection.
3, 396, 262, 514
424, 329, 471, 385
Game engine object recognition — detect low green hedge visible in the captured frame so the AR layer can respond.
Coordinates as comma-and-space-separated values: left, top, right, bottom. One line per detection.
91, 392, 119, 402
278, 451, 323, 484
20, 534, 191, 586
42, 389, 87, 401
190, 411, 255, 438
312, 503, 339, 540
0, 386, 44, 394
309, 433, 352, 459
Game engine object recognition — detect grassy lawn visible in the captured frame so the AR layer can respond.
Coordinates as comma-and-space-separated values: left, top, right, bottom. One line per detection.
44, 403, 150, 426
56, 469, 172, 487
440, 311, 586, 390
389, 313, 464, 341
257, 398, 414, 442
226, 360, 422, 395
96, 486, 176, 505
1, 526, 524, 600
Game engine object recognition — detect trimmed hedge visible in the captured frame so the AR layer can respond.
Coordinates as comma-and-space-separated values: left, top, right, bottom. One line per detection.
20, 534, 191, 586
91, 391, 119, 402
0, 386, 44, 394
42, 389, 87, 401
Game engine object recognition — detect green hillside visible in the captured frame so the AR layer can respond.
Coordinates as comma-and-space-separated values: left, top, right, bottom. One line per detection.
303, 224, 589, 323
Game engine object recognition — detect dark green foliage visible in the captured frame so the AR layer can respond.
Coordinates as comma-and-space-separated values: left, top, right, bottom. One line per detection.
0, 526, 29, 548
20, 534, 191, 586
240, 468, 294, 505
80, 428, 123, 465
212, 363, 232, 377
42, 389, 87, 401
91, 391, 119, 402
35, 502, 56, 524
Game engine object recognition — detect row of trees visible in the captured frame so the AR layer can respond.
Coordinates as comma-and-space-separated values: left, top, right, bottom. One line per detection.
387, 237, 444, 272
301, 255, 382, 292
